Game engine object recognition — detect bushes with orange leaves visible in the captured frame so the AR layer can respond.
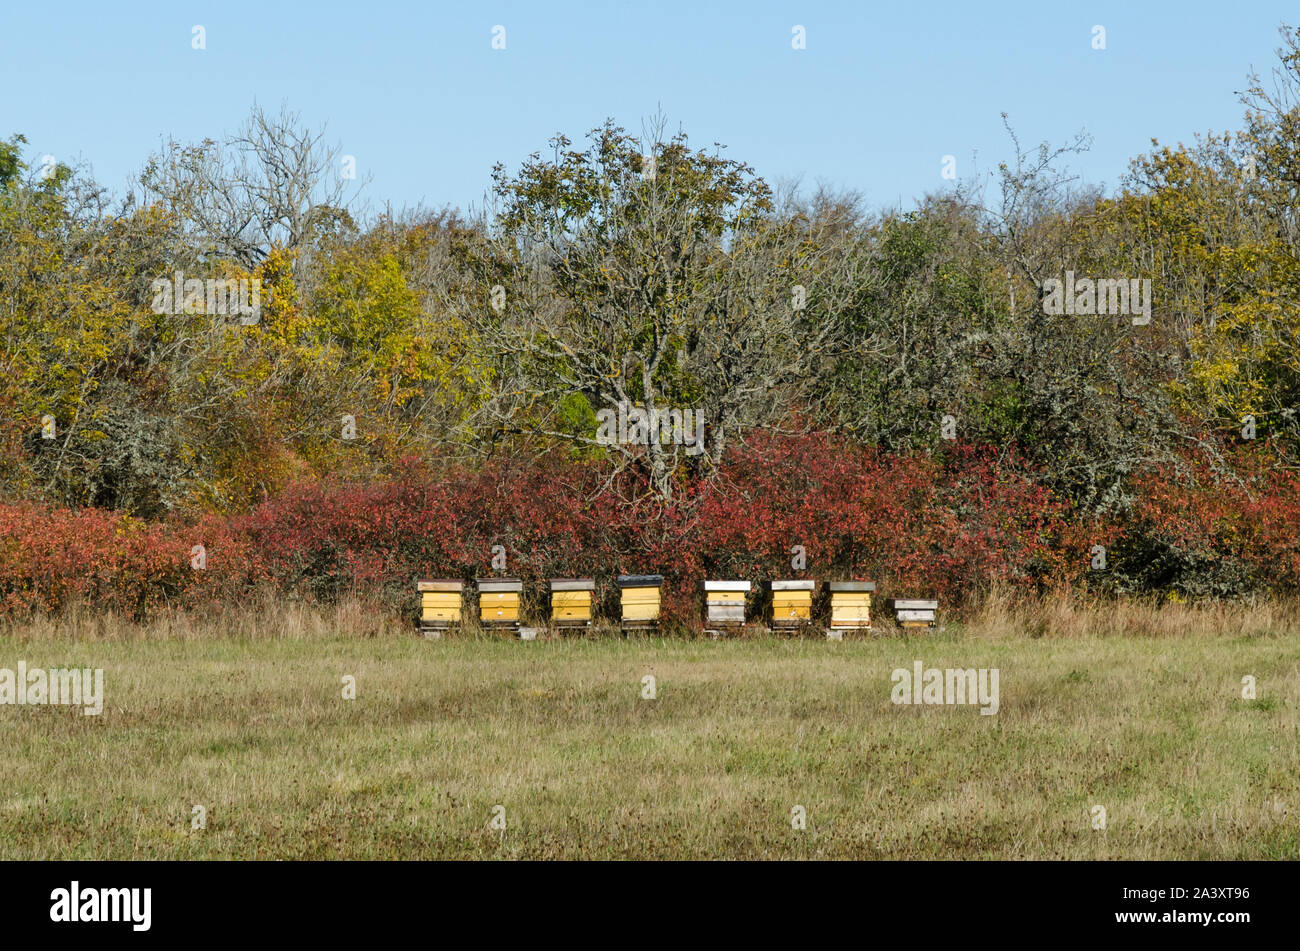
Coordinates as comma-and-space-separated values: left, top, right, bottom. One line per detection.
0, 434, 1106, 623
5, 435, 1297, 624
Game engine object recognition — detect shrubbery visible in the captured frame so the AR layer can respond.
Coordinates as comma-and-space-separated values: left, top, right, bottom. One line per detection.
4, 433, 1294, 626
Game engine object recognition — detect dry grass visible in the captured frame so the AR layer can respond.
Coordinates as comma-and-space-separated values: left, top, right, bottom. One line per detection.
3, 592, 410, 643
0, 595, 1295, 860
962, 587, 1300, 640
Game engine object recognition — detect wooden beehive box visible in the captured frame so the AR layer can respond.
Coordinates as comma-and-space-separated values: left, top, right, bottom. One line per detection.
770, 579, 816, 630
618, 574, 663, 632
888, 598, 938, 630
477, 577, 523, 630
550, 578, 595, 630
702, 580, 750, 632
827, 580, 876, 631
417, 579, 464, 636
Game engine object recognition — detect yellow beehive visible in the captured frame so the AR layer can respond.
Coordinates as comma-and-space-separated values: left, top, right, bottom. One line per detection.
770, 580, 816, 630
550, 578, 595, 629
477, 578, 523, 629
417, 579, 464, 636
827, 580, 876, 631
618, 574, 663, 631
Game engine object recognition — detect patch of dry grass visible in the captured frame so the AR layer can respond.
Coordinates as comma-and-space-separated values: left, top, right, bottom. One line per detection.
962, 588, 1300, 640
3, 593, 409, 643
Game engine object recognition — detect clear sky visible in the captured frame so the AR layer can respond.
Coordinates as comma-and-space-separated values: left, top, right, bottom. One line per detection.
2, 1, 1295, 218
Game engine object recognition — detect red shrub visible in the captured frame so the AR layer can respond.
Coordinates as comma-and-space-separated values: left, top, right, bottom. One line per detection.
1123, 447, 1300, 594
16, 433, 1293, 623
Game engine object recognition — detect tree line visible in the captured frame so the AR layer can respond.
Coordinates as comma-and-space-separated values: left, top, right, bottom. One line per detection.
2, 25, 1299, 539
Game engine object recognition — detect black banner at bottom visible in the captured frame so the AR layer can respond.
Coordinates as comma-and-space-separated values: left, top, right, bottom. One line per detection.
0, 860, 1283, 940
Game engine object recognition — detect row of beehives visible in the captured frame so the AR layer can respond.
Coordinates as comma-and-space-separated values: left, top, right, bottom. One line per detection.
417, 576, 937, 637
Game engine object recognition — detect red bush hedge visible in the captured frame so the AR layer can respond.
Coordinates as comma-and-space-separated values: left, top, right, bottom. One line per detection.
2, 434, 1295, 623
0, 502, 244, 617
1120, 449, 1300, 595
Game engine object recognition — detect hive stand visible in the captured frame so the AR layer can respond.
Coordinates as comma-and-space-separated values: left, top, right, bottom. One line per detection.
550, 578, 596, 632
702, 580, 750, 635
477, 577, 523, 633
618, 574, 663, 634
770, 579, 816, 632
417, 579, 464, 637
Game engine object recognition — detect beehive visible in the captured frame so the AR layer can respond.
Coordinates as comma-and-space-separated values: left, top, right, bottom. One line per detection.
888, 598, 938, 630
770, 579, 816, 630
827, 580, 876, 631
417, 579, 464, 636
702, 580, 750, 632
618, 574, 663, 631
550, 578, 595, 630
477, 577, 523, 630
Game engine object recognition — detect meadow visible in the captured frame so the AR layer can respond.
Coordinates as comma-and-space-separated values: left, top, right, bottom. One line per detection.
1, 599, 1295, 860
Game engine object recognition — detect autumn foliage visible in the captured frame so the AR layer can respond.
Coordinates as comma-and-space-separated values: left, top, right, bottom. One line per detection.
4, 432, 1294, 625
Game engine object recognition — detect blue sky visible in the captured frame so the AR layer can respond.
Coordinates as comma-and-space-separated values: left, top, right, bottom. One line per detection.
2, 1, 1294, 217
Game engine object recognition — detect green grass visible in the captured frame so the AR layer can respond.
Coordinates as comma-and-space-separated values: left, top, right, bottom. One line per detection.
1, 632, 1296, 859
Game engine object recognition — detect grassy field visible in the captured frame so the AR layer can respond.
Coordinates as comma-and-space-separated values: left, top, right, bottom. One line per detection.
1, 617, 1296, 859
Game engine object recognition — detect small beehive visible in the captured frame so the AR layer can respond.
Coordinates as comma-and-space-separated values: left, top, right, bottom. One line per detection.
888, 598, 938, 630
827, 580, 877, 632
618, 574, 663, 632
550, 578, 596, 630
417, 579, 464, 636
477, 577, 523, 630
770, 580, 816, 630
702, 580, 750, 632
